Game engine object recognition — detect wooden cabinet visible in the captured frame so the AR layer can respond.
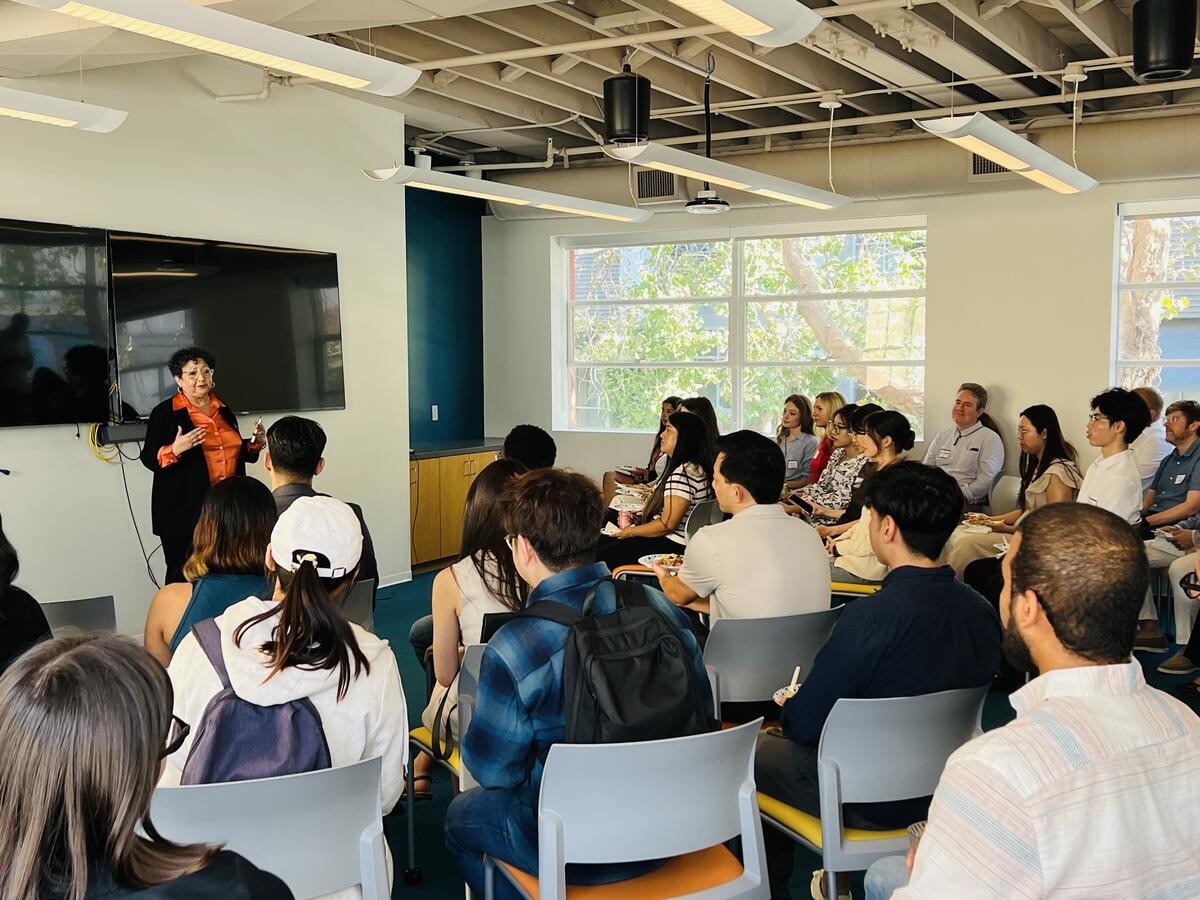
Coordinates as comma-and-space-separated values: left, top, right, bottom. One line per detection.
410, 450, 499, 566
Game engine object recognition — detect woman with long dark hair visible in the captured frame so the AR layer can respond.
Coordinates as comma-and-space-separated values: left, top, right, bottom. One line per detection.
0, 513, 49, 675
0, 633, 291, 899
679, 396, 721, 453
411, 458, 528, 798
597, 411, 715, 568
601, 395, 682, 505
164, 496, 408, 820
776, 394, 819, 490
143, 476, 276, 666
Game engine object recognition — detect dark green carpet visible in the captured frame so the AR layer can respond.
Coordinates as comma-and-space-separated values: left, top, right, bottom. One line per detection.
373, 574, 1199, 899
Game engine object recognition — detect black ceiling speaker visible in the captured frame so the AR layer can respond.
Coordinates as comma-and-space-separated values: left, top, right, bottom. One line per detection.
1132, 0, 1198, 82
602, 65, 650, 143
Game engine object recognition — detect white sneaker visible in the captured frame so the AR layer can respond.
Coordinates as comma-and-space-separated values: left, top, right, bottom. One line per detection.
810, 869, 852, 900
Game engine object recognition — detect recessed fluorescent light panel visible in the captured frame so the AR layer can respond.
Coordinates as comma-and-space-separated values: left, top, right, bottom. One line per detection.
916, 112, 1097, 194
0, 84, 126, 132
672, 0, 820, 46
13, 0, 420, 96
608, 142, 850, 211
364, 166, 653, 223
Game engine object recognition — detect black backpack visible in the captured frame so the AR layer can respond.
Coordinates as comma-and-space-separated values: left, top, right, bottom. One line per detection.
517, 578, 716, 744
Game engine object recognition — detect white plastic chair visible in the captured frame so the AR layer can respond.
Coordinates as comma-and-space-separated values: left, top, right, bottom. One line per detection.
340, 578, 377, 632
486, 719, 769, 900
988, 474, 1022, 517
40, 595, 116, 633
150, 757, 388, 900
704, 607, 844, 711
758, 687, 987, 900
404, 642, 485, 885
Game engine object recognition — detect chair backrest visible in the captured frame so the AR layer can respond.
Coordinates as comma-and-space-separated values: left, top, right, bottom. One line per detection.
537, 720, 767, 897
340, 578, 376, 632
457, 643, 486, 789
818, 687, 987, 808
40, 595, 116, 633
988, 474, 1022, 516
704, 607, 843, 707
151, 757, 388, 900
685, 499, 719, 541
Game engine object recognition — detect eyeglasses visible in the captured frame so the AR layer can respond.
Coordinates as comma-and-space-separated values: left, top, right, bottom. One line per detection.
1086, 413, 1109, 423
180, 367, 213, 381
827, 423, 846, 434
161, 715, 190, 759
504, 534, 519, 553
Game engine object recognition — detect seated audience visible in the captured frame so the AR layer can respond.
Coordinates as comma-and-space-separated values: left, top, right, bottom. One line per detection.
143, 476, 274, 666
757, 461, 1000, 898
678, 395, 721, 451
808, 391, 848, 484
0, 634, 291, 898
596, 411, 714, 569
809, 402, 884, 531
1078, 387, 1148, 524
601, 395, 681, 505
1162, 554, 1200, 689
949, 404, 1081, 576
410, 458, 528, 798
502, 423, 556, 470
827, 411, 915, 584
0, 513, 49, 674
1154, 517, 1200, 673
163, 497, 408, 819
777, 394, 819, 490
1131, 385, 1173, 492
265, 415, 378, 589
922, 382, 1004, 508
652, 430, 830, 622
1137, 399, 1200, 650
875, 503, 1200, 899
444, 469, 711, 897
793, 403, 866, 519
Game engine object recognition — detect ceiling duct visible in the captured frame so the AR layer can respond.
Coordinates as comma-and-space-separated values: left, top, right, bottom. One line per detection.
602, 65, 651, 145
1132, 0, 1198, 83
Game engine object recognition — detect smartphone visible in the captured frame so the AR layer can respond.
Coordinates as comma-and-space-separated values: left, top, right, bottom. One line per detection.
786, 495, 815, 516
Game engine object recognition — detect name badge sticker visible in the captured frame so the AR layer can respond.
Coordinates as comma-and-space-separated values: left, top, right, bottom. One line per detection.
937, 448, 952, 460
1176, 474, 1188, 485
788, 460, 798, 470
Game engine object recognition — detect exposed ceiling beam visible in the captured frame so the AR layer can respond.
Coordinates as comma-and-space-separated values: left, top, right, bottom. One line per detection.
933, 0, 1073, 89
979, 0, 1023, 19
550, 54, 582, 74
1043, 0, 1132, 58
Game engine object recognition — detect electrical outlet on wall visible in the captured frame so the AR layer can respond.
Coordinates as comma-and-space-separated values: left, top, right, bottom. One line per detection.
431, 405, 439, 421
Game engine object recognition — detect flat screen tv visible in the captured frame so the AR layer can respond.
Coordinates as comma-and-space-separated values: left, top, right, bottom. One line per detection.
110, 231, 344, 419
0, 217, 112, 427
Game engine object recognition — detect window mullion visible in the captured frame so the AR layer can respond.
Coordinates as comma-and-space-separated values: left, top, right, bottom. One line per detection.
731, 237, 745, 431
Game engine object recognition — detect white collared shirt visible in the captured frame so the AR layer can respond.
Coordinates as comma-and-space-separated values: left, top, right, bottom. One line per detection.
1078, 448, 1143, 524
676, 504, 830, 622
922, 423, 1004, 504
1131, 425, 1173, 493
896, 661, 1200, 899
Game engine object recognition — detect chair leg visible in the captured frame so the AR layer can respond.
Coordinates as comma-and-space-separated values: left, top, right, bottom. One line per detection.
403, 746, 422, 885
484, 857, 495, 900
827, 867, 839, 900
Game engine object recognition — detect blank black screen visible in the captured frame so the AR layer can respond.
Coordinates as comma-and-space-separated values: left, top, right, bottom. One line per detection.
0, 218, 111, 427
110, 232, 345, 419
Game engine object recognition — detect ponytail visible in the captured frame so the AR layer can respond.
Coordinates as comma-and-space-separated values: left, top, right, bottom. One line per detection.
234, 558, 369, 701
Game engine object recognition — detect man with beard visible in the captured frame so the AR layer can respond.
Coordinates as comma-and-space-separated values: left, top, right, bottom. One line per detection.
757, 461, 1000, 899
871, 503, 1200, 899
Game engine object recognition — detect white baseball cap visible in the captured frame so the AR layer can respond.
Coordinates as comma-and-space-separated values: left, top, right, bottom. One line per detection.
270, 495, 363, 578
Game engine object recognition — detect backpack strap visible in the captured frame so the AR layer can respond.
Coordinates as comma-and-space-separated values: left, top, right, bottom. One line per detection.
191, 619, 233, 691
516, 601, 583, 628
612, 577, 651, 611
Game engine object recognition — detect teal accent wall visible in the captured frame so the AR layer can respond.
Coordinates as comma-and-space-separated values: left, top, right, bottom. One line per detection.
407, 188, 484, 444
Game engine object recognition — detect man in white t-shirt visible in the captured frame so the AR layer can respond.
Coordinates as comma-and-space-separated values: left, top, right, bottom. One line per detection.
1078, 388, 1149, 525
652, 430, 830, 622
1131, 386, 1173, 493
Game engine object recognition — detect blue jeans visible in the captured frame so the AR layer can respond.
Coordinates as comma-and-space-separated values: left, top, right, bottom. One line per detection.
864, 855, 909, 900
445, 786, 664, 898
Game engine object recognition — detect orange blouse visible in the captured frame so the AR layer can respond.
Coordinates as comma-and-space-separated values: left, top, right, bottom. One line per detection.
156, 392, 244, 485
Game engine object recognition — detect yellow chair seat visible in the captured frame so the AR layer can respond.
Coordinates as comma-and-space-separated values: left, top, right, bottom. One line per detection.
757, 793, 908, 849
409, 726, 461, 774
830, 582, 881, 596
496, 844, 743, 898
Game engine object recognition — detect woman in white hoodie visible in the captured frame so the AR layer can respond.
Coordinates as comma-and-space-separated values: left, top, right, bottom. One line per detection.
162, 495, 408, 844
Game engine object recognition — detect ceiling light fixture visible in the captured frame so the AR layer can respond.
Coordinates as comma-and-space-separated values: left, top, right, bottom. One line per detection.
608, 142, 851, 210
916, 112, 1097, 194
13, 0, 421, 96
364, 158, 652, 223
671, 0, 820, 46
0, 84, 126, 132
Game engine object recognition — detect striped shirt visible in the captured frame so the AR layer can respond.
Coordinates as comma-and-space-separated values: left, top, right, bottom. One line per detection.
896, 661, 1200, 899
660, 462, 714, 544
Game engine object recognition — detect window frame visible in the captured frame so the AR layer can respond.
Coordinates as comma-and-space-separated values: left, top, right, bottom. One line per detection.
554, 215, 927, 434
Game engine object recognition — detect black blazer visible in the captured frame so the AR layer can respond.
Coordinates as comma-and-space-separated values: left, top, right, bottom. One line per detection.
139, 395, 258, 538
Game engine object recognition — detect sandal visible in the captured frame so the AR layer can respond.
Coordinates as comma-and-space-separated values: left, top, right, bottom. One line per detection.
402, 774, 434, 802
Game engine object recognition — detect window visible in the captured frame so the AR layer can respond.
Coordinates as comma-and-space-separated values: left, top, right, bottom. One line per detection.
1115, 203, 1200, 400
561, 224, 926, 437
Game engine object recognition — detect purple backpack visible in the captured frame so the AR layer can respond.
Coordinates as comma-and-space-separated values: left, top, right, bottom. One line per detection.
180, 618, 332, 785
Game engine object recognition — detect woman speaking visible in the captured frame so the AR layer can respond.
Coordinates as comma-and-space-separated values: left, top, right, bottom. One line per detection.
139, 347, 266, 584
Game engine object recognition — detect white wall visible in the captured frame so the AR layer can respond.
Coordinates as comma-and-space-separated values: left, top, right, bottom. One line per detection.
483, 176, 1200, 481
0, 57, 410, 631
